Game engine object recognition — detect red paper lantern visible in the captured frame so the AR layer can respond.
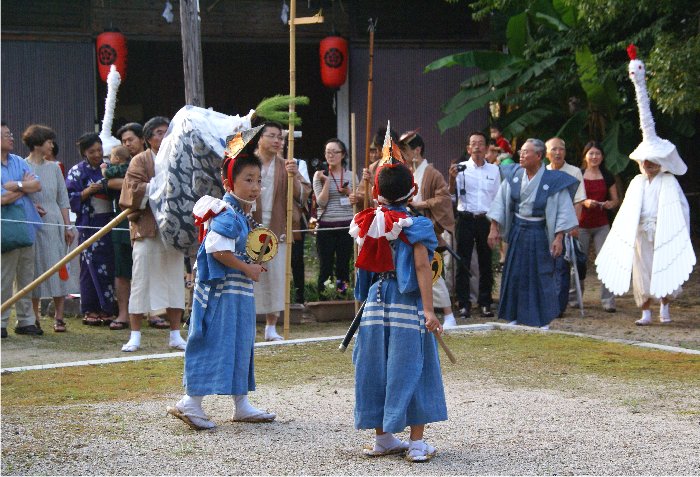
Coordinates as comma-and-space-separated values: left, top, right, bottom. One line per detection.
96, 30, 128, 82
320, 36, 348, 89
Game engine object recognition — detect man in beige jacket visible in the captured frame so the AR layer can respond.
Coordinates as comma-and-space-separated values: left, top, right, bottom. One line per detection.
252, 121, 312, 341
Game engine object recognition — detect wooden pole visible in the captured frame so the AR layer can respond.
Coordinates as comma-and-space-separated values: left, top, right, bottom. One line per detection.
363, 19, 376, 209
1, 208, 133, 313
351, 113, 359, 315
180, 0, 205, 107
283, 0, 297, 340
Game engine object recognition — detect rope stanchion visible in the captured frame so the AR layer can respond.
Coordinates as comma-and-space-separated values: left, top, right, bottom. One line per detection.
0, 208, 133, 314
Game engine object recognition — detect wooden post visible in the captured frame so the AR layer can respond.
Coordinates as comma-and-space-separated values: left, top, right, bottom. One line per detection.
180, 0, 205, 107
283, 0, 298, 340
351, 113, 359, 315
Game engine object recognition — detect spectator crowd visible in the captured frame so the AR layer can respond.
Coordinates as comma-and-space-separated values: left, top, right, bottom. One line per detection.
1, 114, 692, 346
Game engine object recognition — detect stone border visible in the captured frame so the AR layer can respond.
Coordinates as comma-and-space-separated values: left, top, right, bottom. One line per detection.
2, 323, 697, 374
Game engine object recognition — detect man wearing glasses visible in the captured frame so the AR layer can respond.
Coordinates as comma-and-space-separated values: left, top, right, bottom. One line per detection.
252, 121, 311, 341
486, 139, 579, 329
448, 131, 500, 319
1, 122, 43, 338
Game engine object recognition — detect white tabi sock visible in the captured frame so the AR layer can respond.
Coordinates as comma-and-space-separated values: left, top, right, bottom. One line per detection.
660, 302, 671, 322
233, 395, 256, 416
443, 314, 457, 329
174, 394, 215, 429
264, 325, 283, 341
232, 395, 276, 421
375, 432, 405, 452
121, 331, 141, 352
169, 330, 187, 349
635, 309, 652, 326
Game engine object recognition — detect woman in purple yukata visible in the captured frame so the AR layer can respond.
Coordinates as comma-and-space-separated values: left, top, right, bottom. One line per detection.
167, 143, 275, 430
350, 159, 447, 463
65, 133, 116, 325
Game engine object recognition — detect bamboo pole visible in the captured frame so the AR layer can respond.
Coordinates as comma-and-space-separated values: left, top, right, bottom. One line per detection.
363, 19, 376, 209
350, 113, 359, 316
283, 0, 297, 341
1, 208, 133, 313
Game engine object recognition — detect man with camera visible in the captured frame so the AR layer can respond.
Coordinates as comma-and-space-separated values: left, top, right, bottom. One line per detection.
448, 131, 501, 318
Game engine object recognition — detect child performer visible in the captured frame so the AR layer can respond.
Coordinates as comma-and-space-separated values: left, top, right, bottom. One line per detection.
349, 152, 447, 462
167, 147, 276, 430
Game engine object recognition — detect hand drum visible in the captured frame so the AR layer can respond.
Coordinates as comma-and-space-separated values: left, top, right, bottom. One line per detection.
246, 227, 279, 263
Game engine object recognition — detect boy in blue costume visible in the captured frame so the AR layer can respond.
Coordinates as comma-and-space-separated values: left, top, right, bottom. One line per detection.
349, 154, 447, 462
167, 138, 276, 430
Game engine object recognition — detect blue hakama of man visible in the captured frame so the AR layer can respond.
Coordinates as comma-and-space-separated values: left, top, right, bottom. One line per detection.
352, 208, 448, 433
184, 194, 256, 396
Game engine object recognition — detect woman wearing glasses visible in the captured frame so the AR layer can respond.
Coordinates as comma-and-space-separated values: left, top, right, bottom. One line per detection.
313, 139, 355, 295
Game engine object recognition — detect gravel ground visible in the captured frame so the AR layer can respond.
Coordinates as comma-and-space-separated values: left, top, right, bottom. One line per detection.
2, 373, 699, 475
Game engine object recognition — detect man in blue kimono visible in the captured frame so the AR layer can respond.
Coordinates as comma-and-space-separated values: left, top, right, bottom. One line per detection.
487, 138, 579, 329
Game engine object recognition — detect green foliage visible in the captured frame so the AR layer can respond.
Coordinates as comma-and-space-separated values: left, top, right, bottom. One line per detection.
647, 33, 700, 115
429, 0, 699, 175
254, 95, 310, 126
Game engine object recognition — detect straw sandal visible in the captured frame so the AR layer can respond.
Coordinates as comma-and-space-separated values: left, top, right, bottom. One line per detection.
166, 406, 216, 430
363, 440, 409, 457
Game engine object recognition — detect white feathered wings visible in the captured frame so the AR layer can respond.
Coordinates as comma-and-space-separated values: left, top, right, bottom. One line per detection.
596, 174, 695, 298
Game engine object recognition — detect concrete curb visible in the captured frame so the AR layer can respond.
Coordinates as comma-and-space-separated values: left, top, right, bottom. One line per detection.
2, 323, 698, 374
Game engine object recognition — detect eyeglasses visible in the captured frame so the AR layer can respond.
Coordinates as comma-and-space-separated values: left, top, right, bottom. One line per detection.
519, 149, 536, 155
2, 133, 13, 138
325, 150, 343, 155
151, 129, 167, 137
262, 134, 284, 141
469, 141, 485, 147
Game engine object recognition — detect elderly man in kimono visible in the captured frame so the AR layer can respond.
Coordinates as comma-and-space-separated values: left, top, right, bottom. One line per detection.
487, 138, 579, 329
399, 129, 458, 328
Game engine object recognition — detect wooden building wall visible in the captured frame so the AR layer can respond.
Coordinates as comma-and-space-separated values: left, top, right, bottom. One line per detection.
2, 0, 488, 170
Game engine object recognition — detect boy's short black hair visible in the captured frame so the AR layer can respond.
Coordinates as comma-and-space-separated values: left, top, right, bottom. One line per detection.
222, 154, 262, 185
377, 164, 414, 204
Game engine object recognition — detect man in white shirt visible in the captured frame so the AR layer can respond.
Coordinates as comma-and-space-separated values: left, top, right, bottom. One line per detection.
545, 137, 585, 315
448, 131, 501, 318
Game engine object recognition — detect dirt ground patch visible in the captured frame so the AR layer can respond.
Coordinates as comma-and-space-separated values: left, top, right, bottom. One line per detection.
2, 335, 699, 475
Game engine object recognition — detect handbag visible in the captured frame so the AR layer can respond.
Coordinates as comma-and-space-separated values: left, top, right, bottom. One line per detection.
1, 203, 34, 253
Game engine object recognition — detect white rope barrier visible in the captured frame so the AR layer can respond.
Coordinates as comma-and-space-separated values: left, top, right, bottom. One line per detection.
0, 217, 349, 234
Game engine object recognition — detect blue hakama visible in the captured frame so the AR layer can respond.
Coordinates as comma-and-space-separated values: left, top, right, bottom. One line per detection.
352, 211, 447, 433
498, 216, 559, 327
184, 195, 256, 396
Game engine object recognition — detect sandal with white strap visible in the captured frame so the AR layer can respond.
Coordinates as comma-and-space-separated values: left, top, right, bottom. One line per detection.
166, 405, 216, 430
405, 440, 437, 463
363, 440, 409, 457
